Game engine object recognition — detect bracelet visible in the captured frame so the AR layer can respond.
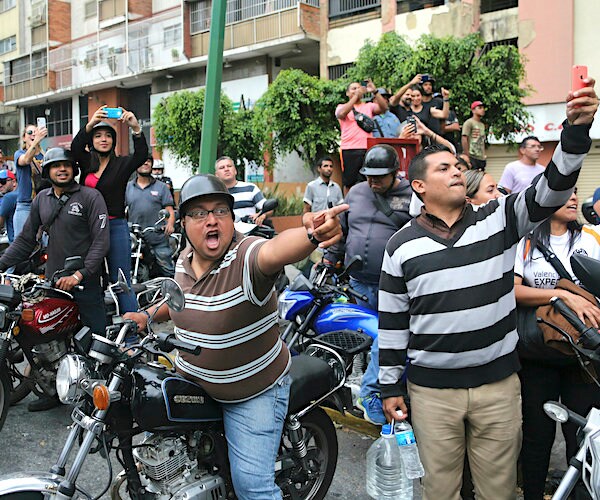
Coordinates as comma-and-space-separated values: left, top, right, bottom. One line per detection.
372, 89, 379, 95
443, 98, 450, 102
132, 129, 142, 137
72, 273, 81, 283
307, 232, 320, 246
141, 309, 151, 322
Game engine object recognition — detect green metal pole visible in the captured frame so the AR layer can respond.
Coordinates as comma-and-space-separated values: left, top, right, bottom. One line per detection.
199, 0, 227, 174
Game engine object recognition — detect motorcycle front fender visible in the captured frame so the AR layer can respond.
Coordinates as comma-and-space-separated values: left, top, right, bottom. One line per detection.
0, 471, 62, 497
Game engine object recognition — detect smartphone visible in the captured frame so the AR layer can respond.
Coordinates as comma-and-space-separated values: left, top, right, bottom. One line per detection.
407, 115, 417, 131
360, 80, 368, 87
105, 107, 123, 119
36, 117, 46, 129
421, 74, 430, 83
572, 65, 588, 92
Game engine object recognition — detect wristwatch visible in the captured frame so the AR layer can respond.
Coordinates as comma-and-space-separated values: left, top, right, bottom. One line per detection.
372, 89, 379, 95
308, 232, 320, 246
132, 129, 142, 137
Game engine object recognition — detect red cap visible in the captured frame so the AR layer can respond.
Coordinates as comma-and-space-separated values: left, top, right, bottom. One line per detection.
471, 100, 484, 110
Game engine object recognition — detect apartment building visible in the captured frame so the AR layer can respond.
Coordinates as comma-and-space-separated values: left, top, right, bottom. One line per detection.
323, 0, 600, 201
0, 0, 320, 186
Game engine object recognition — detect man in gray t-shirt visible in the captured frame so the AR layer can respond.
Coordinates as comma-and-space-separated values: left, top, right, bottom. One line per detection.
126, 157, 175, 276
303, 156, 343, 213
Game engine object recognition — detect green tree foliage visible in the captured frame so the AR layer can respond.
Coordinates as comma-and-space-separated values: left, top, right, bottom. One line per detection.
152, 89, 262, 173
254, 69, 345, 169
348, 32, 530, 141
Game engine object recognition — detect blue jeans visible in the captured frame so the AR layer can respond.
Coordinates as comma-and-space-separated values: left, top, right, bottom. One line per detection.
13, 201, 31, 238
348, 278, 380, 399
222, 375, 290, 499
72, 278, 107, 335
108, 218, 138, 313
151, 238, 175, 277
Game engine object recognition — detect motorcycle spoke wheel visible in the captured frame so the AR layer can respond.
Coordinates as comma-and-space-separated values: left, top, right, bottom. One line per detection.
277, 407, 338, 500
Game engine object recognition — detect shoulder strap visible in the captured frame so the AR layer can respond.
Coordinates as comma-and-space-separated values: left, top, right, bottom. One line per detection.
41, 193, 71, 236
536, 240, 573, 282
373, 193, 405, 228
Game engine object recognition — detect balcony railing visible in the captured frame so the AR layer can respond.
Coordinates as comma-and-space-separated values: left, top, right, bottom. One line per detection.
4, 75, 51, 101
47, 7, 182, 91
329, 0, 380, 19
396, 0, 444, 15
190, 1, 320, 58
191, 0, 319, 35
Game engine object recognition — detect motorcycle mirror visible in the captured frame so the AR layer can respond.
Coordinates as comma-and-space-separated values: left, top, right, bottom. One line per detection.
289, 273, 313, 292
63, 256, 83, 272
543, 401, 569, 423
160, 278, 186, 312
260, 198, 278, 215
571, 254, 600, 298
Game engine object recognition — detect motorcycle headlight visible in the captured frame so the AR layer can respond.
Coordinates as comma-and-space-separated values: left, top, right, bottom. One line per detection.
278, 295, 296, 321
56, 354, 92, 404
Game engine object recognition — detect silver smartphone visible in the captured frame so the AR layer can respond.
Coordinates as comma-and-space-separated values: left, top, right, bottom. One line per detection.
36, 117, 46, 129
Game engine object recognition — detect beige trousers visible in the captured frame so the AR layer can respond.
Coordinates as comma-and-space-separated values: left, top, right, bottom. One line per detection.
408, 373, 522, 500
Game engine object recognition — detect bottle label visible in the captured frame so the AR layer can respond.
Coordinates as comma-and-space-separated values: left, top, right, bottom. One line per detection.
396, 430, 416, 446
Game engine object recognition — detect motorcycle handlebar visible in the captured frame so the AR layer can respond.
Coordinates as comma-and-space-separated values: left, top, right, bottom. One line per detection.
550, 297, 600, 350
155, 332, 201, 355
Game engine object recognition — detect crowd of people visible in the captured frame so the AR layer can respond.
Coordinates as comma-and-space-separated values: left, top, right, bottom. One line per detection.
0, 71, 597, 500
328, 74, 600, 500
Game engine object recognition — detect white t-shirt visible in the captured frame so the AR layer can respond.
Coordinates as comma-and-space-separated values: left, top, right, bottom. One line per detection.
515, 226, 600, 289
499, 160, 545, 194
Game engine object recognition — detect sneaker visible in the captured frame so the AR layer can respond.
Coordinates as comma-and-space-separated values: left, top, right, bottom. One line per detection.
356, 394, 387, 425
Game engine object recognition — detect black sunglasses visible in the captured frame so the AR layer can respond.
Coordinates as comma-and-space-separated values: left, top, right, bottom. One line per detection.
26, 130, 35, 135
0, 179, 9, 185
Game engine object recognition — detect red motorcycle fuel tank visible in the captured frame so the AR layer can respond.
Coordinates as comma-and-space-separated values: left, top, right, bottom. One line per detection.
18, 294, 80, 347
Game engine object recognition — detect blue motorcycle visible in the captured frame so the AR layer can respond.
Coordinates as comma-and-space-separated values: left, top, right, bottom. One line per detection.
279, 257, 377, 417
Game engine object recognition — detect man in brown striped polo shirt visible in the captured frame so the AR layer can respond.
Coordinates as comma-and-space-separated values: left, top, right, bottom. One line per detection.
126, 174, 347, 499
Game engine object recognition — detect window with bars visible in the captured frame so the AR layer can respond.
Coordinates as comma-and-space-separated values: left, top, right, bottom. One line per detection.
0, 0, 15, 13
5, 51, 47, 84
481, 0, 517, 14
328, 63, 355, 81
25, 100, 72, 137
0, 36, 16, 56
480, 37, 518, 56
163, 23, 181, 48
190, 1, 211, 34
84, 1, 97, 18
329, 0, 380, 20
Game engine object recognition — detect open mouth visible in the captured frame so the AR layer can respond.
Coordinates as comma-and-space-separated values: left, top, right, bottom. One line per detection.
206, 230, 220, 250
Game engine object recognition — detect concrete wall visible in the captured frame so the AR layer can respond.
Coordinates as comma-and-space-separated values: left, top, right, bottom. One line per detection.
520, 0, 573, 105
573, 0, 600, 79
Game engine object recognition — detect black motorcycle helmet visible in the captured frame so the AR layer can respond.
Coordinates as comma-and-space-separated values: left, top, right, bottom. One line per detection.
359, 144, 400, 176
41, 148, 79, 179
179, 174, 235, 219
89, 121, 117, 152
582, 196, 599, 225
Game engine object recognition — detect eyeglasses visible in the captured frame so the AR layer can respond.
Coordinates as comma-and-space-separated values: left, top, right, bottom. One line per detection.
0, 179, 7, 185
26, 130, 35, 135
525, 145, 544, 150
186, 207, 231, 221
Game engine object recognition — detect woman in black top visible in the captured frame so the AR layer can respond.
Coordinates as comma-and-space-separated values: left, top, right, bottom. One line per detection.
71, 105, 148, 314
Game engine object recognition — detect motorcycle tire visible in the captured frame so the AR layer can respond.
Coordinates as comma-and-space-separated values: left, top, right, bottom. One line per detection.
277, 407, 338, 500
0, 367, 10, 431
8, 360, 32, 405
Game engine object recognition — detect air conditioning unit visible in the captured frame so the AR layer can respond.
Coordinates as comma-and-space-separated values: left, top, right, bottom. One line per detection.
31, 3, 46, 26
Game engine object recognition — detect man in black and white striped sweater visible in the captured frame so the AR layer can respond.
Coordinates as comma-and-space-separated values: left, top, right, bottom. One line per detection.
379, 78, 598, 499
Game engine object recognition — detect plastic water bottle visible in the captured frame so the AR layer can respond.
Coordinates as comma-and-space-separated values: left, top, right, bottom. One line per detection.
366, 424, 413, 499
394, 421, 425, 479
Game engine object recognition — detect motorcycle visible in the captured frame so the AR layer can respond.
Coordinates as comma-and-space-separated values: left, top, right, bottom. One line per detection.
0, 277, 373, 499
534, 253, 600, 499
279, 256, 377, 415
130, 209, 178, 284
234, 198, 278, 239
0, 257, 122, 431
